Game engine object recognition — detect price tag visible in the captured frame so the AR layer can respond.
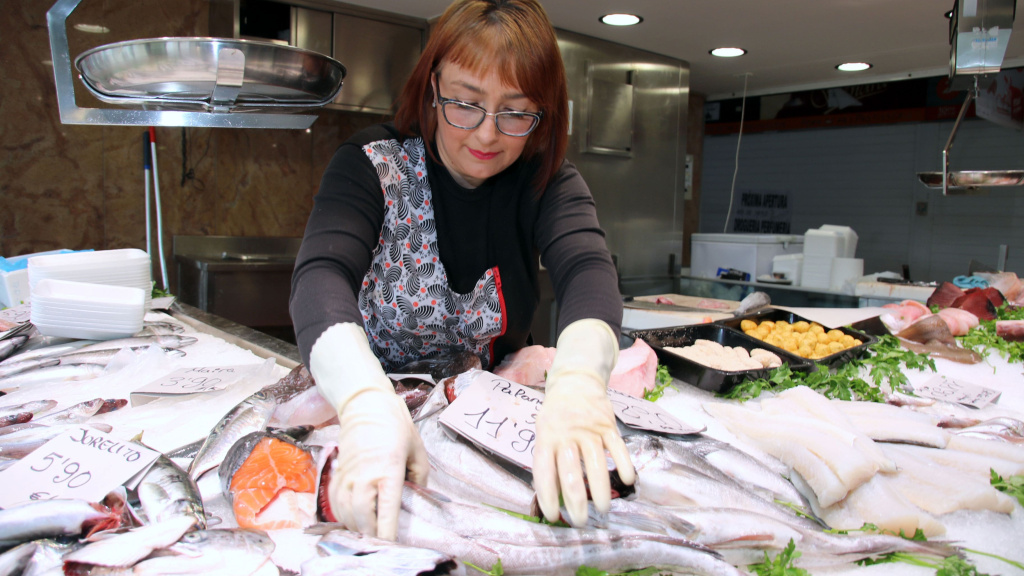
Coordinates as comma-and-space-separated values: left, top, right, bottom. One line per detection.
0, 304, 31, 335
607, 389, 706, 435
130, 364, 261, 406
913, 375, 1001, 409
438, 371, 541, 471
0, 427, 159, 508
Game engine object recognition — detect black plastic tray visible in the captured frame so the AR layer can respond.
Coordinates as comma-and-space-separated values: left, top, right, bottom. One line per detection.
629, 324, 813, 394
716, 308, 876, 368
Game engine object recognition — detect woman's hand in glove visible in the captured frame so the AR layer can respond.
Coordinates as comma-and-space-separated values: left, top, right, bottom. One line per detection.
328, 387, 429, 540
531, 319, 636, 528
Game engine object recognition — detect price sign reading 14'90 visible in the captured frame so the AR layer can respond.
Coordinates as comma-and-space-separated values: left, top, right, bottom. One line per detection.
439, 371, 542, 471
0, 427, 159, 508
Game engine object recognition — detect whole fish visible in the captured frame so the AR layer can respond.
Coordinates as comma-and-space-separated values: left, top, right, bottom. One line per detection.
0, 357, 61, 379
303, 526, 457, 576
186, 389, 277, 482
0, 540, 37, 575
136, 456, 207, 529
397, 483, 743, 576
0, 500, 121, 548
72, 335, 198, 355
59, 347, 187, 367
0, 340, 97, 366
186, 365, 314, 482
0, 412, 33, 428
0, 399, 58, 418
135, 322, 185, 336
415, 412, 536, 515
14, 538, 85, 576
623, 433, 807, 507
0, 335, 29, 362
0, 422, 113, 459
393, 349, 482, 381
32, 398, 106, 426
63, 515, 198, 569
116, 528, 275, 575
0, 364, 107, 389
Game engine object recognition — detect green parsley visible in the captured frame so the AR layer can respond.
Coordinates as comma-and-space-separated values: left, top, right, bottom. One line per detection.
719, 334, 935, 403
465, 558, 504, 575
748, 539, 809, 576
151, 281, 173, 299
957, 318, 1024, 364
643, 365, 674, 401
990, 469, 1024, 507
485, 504, 569, 528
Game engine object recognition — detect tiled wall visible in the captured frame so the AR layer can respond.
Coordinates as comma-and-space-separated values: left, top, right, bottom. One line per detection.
1, 0, 387, 289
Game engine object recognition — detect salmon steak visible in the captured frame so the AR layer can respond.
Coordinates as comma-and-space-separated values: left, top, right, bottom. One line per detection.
219, 431, 317, 530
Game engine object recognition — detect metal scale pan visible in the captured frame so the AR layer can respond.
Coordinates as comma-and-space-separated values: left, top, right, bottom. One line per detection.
75, 37, 346, 113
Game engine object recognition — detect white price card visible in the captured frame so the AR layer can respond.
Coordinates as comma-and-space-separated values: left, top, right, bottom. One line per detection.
130, 364, 261, 406
607, 389, 706, 435
0, 304, 32, 330
0, 427, 159, 508
438, 371, 541, 471
913, 375, 1001, 409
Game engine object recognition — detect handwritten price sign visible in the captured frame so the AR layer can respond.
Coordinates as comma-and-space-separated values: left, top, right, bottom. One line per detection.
0, 427, 159, 508
439, 371, 541, 471
131, 364, 262, 406
0, 304, 31, 325
607, 389, 706, 435
914, 375, 1001, 409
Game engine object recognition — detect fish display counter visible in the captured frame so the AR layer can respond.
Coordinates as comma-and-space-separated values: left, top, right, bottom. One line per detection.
0, 297, 1022, 575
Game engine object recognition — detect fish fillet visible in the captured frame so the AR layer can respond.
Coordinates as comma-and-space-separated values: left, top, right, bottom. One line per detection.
946, 434, 1024, 464
881, 445, 1015, 515
229, 437, 317, 530
820, 474, 945, 538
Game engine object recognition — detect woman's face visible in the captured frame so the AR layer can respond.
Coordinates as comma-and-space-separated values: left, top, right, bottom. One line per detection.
432, 61, 538, 188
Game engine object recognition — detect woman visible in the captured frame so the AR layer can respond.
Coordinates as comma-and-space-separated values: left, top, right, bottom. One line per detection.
290, 0, 634, 540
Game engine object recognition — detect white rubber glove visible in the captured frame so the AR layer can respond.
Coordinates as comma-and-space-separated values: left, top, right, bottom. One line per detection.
532, 319, 636, 527
309, 322, 429, 540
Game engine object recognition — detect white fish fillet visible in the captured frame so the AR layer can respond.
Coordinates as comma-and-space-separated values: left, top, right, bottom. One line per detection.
820, 474, 946, 538
882, 445, 1016, 515
832, 400, 949, 447
761, 387, 897, 473
946, 434, 1024, 463
887, 443, 1024, 481
703, 403, 881, 506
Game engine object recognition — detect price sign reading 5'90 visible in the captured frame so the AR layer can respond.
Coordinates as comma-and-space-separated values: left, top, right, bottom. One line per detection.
439, 371, 543, 471
0, 427, 159, 508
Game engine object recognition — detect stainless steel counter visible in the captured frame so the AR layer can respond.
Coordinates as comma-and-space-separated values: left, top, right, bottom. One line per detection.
168, 300, 300, 369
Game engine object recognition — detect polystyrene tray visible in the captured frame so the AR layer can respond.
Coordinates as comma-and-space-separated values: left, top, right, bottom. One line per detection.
33, 278, 146, 307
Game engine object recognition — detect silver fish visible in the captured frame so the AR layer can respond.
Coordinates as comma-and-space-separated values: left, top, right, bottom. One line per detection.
0, 335, 29, 362
0, 423, 113, 459
20, 538, 85, 576
416, 412, 536, 515
0, 340, 97, 366
126, 528, 275, 575
397, 483, 743, 576
0, 540, 37, 575
624, 433, 807, 507
186, 365, 314, 482
72, 335, 198, 355
303, 525, 457, 576
0, 500, 119, 548
59, 347, 187, 367
137, 456, 207, 529
0, 364, 107, 389
63, 515, 198, 569
32, 398, 106, 426
165, 439, 204, 460
629, 440, 822, 530
0, 357, 61, 380
0, 399, 58, 418
186, 389, 277, 482
135, 322, 185, 336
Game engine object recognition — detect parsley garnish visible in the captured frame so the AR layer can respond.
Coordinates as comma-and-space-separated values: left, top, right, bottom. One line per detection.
643, 365, 674, 401
990, 469, 1024, 507
748, 539, 809, 576
957, 308, 1024, 364
576, 567, 669, 576
720, 334, 935, 403
465, 558, 504, 575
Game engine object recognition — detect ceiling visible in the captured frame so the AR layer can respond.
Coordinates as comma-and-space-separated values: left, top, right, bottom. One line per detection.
335, 0, 1024, 101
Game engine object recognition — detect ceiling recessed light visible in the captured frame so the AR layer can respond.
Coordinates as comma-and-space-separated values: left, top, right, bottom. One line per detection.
836, 62, 872, 72
710, 47, 746, 58
599, 13, 642, 26
73, 23, 110, 33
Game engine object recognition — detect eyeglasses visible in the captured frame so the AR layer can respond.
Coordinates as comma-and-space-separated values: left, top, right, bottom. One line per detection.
435, 88, 542, 137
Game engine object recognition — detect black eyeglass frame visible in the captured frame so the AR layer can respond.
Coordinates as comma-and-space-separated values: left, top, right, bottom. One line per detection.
434, 86, 543, 138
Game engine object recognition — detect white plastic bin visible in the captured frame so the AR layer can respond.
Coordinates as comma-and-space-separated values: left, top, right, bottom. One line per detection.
690, 234, 804, 280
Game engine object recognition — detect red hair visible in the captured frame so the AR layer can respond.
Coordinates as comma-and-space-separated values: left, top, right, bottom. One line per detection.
394, 0, 568, 195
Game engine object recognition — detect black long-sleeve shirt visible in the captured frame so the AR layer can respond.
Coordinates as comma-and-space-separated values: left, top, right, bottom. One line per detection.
290, 123, 621, 370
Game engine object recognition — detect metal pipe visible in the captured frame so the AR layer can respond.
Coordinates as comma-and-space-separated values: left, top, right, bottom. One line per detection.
942, 76, 979, 196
